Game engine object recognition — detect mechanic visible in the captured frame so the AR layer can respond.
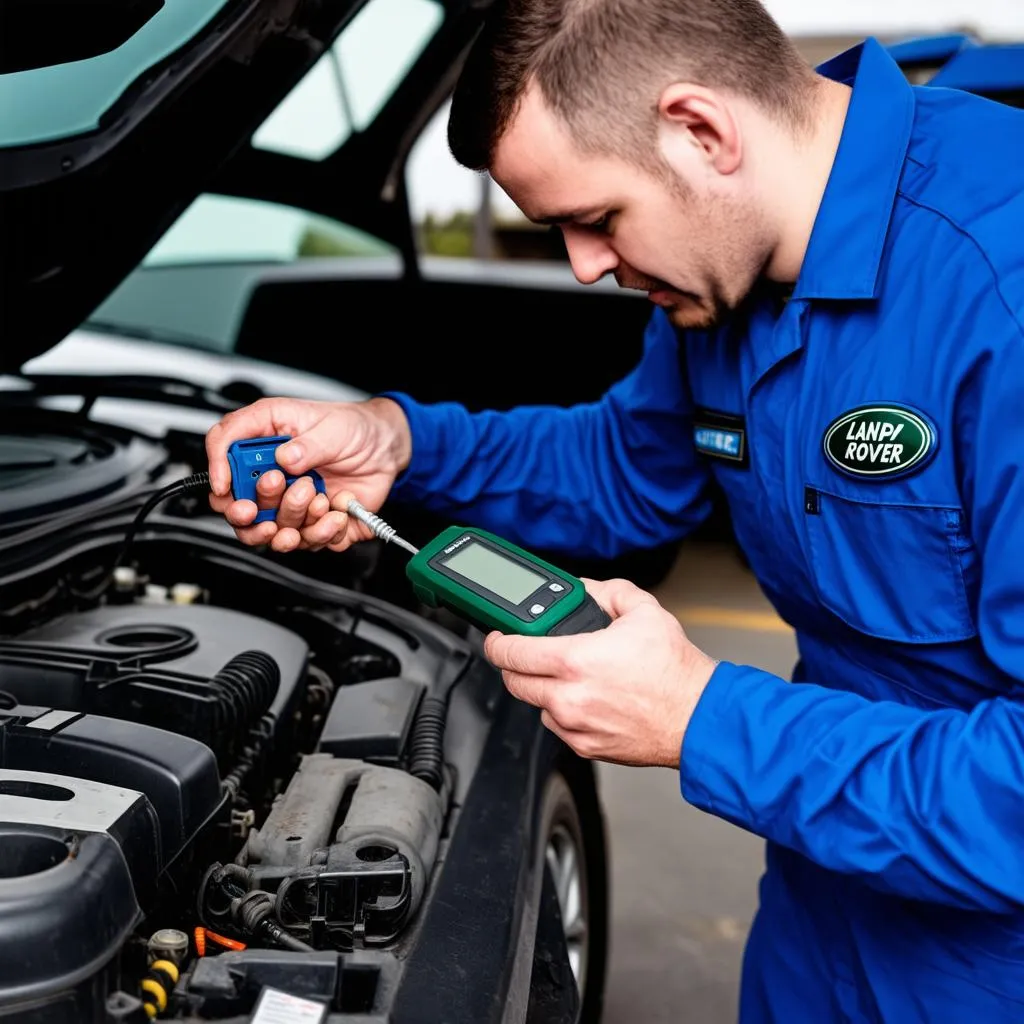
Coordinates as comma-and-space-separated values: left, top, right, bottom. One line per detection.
205, 0, 1024, 1019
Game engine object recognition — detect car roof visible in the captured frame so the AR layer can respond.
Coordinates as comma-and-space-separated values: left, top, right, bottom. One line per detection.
888, 32, 1024, 98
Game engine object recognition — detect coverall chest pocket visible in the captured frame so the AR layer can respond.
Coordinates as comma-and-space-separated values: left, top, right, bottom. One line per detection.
804, 489, 978, 643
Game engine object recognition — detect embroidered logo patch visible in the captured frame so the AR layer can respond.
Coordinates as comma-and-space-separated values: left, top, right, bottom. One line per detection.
693, 409, 748, 466
823, 405, 936, 479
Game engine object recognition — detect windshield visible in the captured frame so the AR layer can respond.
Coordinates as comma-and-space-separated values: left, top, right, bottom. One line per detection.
0, 0, 229, 148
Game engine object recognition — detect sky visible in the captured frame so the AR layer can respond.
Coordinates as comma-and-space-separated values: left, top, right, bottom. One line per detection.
404, 0, 1023, 222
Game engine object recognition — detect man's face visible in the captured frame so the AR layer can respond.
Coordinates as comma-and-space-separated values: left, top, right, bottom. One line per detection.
491, 84, 769, 331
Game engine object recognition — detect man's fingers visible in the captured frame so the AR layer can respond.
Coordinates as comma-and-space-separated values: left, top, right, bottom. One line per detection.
326, 532, 354, 553
255, 470, 286, 511
299, 510, 351, 550
206, 397, 342, 496
274, 417, 342, 476
275, 477, 315, 531
540, 709, 563, 737
305, 492, 330, 526
332, 490, 356, 510
539, 709, 588, 752
580, 576, 658, 619
206, 400, 281, 496
500, 670, 552, 710
232, 520, 278, 547
224, 498, 260, 528
483, 631, 577, 678
208, 492, 233, 516
270, 527, 302, 553
330, 490, 375, 542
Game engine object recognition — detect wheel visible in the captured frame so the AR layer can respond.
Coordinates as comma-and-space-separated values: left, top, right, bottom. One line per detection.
535, 765, 609, 1023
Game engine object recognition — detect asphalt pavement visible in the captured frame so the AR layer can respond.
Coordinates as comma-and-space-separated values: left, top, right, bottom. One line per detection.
598, 541, 799, 1024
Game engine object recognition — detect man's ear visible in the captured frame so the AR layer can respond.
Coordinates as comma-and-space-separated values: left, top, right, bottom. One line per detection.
656, 83, 742, 177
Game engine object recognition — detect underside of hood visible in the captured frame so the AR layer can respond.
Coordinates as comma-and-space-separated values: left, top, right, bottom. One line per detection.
0, 0, 367, 371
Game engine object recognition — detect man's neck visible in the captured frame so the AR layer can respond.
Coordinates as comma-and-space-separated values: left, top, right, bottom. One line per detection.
763, 77, 853, 285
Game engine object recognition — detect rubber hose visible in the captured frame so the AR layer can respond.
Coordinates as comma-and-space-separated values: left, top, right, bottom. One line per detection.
210, 651, 279, 742
263, 923, 315, 952
407, 694, 447, 790
233, 889, 314, 952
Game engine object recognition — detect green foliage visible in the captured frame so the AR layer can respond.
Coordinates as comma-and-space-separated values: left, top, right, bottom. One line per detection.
297, 224, 393, 257
419, 211, 474, 257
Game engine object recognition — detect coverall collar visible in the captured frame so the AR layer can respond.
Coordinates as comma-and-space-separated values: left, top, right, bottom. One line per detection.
792, 37, 916, 302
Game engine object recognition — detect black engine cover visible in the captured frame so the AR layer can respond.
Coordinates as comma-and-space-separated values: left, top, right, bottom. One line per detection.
0, 704, 224, 1015
0, 603, 310, 757
0, 602, 314, 1018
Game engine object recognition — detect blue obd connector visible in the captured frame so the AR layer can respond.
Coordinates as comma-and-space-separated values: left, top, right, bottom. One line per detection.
227, 435, 326, 523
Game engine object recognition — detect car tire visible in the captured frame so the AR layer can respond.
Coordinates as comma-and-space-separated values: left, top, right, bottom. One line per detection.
536, 763, 609, 1024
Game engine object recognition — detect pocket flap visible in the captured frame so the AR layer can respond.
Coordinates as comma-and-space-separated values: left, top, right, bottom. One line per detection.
805, 490, 977, 643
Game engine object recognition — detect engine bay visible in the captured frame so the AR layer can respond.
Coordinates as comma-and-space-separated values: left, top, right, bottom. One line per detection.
0, 412, 498, 1023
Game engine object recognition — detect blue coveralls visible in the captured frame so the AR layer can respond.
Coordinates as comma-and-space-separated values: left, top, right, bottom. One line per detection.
386, 39, 1024, 1022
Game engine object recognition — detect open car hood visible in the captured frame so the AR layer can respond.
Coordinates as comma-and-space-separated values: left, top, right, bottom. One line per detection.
0, 0, 371, 371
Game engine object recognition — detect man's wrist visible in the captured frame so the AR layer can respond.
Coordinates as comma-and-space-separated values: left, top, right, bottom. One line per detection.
684, 647, 719, 715
662, 650, 719, 768
366, 396, 413, 477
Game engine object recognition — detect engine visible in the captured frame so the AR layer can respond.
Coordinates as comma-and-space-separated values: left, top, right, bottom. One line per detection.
0, 550, 477, 1023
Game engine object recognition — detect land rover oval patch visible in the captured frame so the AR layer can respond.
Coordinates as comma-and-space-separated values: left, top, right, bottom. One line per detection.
822, 405, 936, 479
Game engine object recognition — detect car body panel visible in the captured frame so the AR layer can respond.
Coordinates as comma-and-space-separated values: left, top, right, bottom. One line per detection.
928, 44, 1024, 94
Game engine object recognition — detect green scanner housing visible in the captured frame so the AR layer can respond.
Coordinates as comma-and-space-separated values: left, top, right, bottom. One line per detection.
405, 526, 611, 636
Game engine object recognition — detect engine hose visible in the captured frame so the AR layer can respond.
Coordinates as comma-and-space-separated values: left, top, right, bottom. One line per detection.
234, 889, 274, 934
407, 694, 447, 790
139, 959, 179, 1019
232, 889, 314, 952
265, 922, 316, 952
221, 863, 252, 883
209, 651, 279, 745
221, 716, 275, 802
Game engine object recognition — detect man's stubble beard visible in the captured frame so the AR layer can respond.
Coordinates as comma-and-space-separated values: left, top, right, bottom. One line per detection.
645, 170, 767, 332
665, 292, 732, 331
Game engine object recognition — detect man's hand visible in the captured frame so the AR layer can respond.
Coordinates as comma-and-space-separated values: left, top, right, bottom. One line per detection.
205, 396, 411, 554
483, 578, 718, 768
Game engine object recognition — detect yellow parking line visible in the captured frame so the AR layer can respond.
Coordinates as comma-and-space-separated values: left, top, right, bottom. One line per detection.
669, 605, 793, 634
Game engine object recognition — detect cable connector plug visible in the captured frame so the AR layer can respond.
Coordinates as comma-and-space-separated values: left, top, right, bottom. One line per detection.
346, 499, 419, 556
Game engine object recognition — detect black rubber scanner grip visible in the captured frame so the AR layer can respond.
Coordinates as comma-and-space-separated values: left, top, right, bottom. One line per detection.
547, 593, 612, 635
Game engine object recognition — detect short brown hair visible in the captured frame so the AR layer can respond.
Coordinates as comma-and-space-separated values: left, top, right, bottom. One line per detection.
448, 0, 815, 171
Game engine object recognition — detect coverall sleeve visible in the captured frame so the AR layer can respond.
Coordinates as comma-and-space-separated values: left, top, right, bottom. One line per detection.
382, 309, 713, 559
680, 303, 1024, 913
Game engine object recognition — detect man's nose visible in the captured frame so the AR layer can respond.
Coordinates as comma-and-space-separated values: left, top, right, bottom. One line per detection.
562, 228, 619, 285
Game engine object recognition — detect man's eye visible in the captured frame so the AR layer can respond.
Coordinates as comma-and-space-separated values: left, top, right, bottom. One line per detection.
582, 214, 611, 232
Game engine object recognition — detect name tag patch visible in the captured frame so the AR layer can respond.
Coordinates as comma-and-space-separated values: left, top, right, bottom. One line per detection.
693, 409, 748, 467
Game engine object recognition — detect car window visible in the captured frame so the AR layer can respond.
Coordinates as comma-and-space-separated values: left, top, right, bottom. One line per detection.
143, 194, 395, 264
253, 0, 444, 161
89, 195, 397, 353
